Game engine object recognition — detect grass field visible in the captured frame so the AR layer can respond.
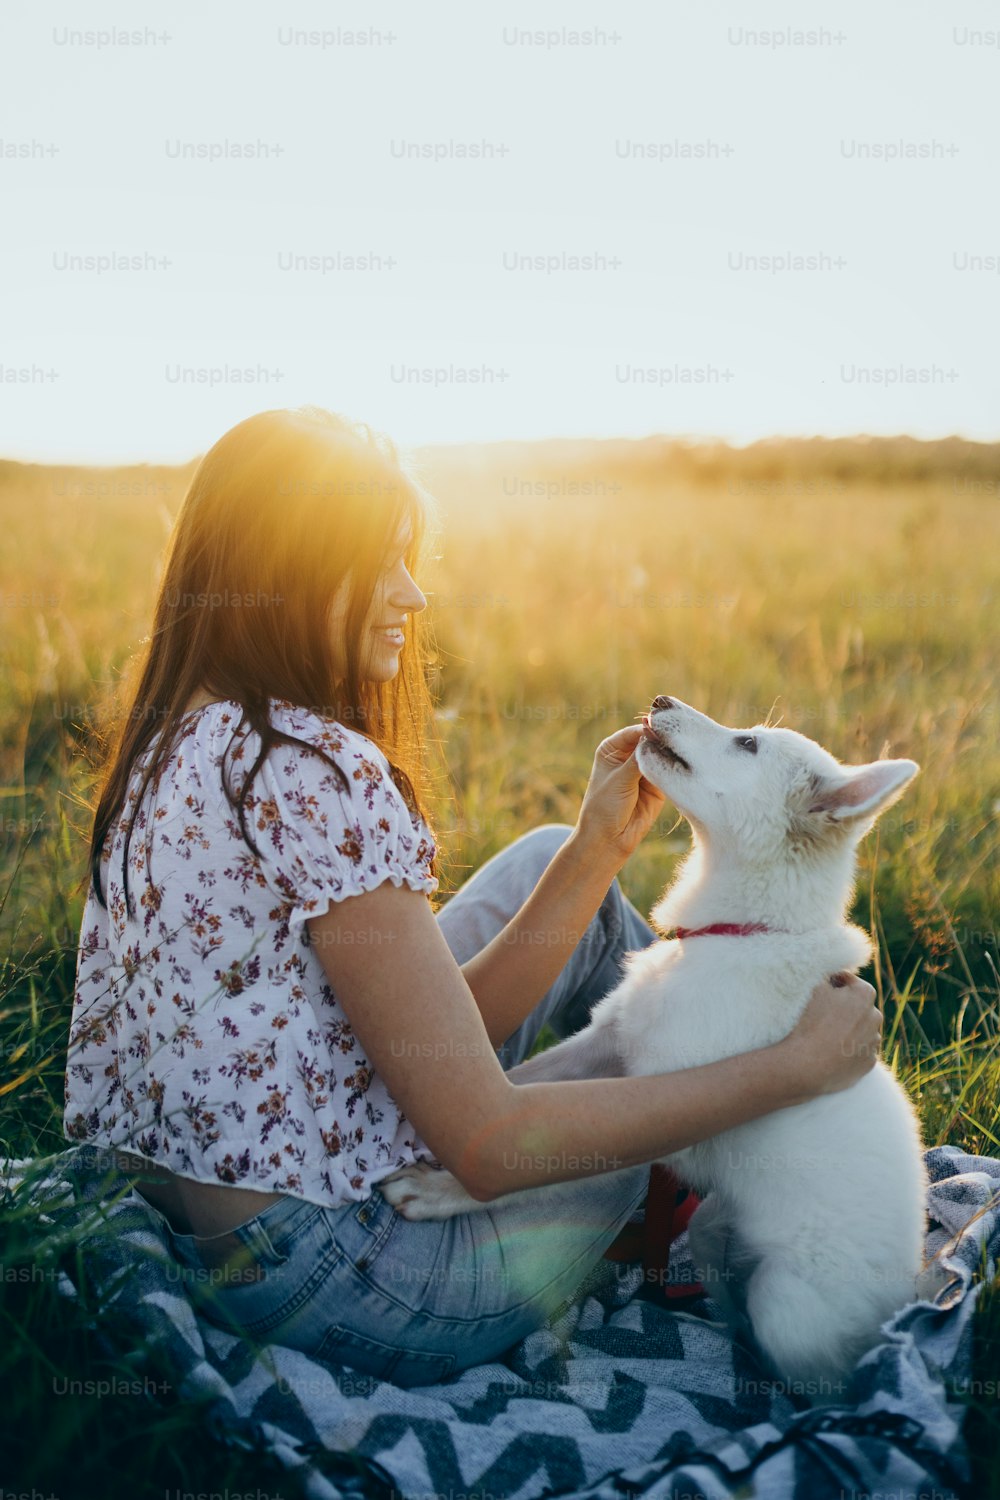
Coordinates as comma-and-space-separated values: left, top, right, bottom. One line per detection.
1, 434, 998, 1496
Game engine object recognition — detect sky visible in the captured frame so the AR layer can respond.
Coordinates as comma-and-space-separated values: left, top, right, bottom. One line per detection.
2, 1, 998, 463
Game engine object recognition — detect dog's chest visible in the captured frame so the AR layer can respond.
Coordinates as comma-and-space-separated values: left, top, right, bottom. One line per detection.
612, 929, 867, 1075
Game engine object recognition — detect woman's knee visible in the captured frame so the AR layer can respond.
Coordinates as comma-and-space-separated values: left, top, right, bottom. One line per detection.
515, 822, 576, 864
483, 822, 577, 891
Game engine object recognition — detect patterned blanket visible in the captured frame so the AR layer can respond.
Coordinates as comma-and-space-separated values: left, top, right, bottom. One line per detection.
13, 1142, 999, 1499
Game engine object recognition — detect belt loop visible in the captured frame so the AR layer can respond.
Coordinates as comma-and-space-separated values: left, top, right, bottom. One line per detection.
237, 1214, 278, 1262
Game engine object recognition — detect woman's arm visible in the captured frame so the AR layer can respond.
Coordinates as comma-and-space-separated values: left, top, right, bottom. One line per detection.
458, 828, 621, 1048
306, 881, 880, 1202
459, 723, 667, 1046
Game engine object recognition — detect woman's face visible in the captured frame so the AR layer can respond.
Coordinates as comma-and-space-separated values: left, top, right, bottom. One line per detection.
329, 519, 426, 684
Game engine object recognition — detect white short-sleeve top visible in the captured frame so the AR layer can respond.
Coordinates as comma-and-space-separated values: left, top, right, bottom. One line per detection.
63, 698, 440, 1207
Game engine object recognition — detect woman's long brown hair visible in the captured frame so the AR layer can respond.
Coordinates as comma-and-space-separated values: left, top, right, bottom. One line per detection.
87, 406, 442, 918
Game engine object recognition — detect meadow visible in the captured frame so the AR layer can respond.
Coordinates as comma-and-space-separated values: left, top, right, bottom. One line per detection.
1, 434, 998, 1495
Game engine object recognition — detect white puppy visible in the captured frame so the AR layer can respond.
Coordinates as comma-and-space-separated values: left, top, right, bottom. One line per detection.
382, 697, 929, 1388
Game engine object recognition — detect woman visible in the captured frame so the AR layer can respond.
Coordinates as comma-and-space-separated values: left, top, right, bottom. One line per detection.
64, 406, 881, 1387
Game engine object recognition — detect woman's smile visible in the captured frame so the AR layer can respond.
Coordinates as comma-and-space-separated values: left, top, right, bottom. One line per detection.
374, 624, 405, 648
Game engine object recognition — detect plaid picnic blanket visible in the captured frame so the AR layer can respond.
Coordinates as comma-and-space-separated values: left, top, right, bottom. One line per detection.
13, 1141, 999, 1500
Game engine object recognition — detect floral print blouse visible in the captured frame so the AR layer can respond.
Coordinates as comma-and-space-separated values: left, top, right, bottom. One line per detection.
64, 699, 440, 1207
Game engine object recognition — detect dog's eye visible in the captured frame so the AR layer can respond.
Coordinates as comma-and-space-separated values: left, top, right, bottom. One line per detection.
734, 735, 758, 754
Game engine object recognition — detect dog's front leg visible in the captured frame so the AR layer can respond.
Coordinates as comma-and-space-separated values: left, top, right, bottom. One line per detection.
504, 1011, 625, 1085
382, 1016, 622, 1220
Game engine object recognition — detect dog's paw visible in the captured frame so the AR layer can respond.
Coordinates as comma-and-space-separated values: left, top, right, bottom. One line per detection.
379, 1161, 477, 1221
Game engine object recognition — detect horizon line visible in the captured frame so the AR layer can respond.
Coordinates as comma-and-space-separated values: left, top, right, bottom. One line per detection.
3, 428, 1000, 473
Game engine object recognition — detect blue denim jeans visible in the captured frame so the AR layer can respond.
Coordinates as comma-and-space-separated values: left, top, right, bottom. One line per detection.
142, 823, 659, 1386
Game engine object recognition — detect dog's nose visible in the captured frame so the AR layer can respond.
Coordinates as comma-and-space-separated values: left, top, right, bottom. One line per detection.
651, 695, 675, 712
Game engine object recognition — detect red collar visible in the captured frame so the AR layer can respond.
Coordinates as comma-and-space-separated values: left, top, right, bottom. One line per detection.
673, 922, 772, 939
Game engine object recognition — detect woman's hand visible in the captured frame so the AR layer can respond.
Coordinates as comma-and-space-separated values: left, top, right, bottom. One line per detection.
574, 724, 668, 868
779, 973, 883, 1098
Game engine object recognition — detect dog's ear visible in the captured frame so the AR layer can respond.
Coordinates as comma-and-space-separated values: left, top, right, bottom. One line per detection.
807, 759, 919, 824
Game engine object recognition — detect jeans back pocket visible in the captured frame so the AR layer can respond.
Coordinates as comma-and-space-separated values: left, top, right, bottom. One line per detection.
233, 1196, 322, 1270
210, 1206, 345, 1339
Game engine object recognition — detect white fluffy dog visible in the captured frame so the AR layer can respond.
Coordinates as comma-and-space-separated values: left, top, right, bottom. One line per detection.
382, 696, 930, 1388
